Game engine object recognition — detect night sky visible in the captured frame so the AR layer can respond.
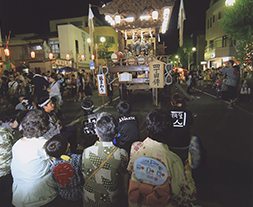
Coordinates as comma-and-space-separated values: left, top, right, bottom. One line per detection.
0, 0, 210, 54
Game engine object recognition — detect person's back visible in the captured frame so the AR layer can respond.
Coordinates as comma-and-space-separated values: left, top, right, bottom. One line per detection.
31, 67, 49, 100
115, 101, 140, 154
44, 135, 84, 202
11, 110, 58, 207
127, 110, 197, 207
82, 112, 128, 207
169, 93, 193, 148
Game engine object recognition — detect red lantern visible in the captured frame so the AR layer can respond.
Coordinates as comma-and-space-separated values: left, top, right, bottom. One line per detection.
49, 52, 53, 60
31, 51, 36, 59
81, 54, 85, 61
66, 53, 70, 60
4, 48, 10, 57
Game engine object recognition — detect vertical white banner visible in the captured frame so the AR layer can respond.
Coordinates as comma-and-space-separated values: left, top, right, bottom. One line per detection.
97, 74, 107, 96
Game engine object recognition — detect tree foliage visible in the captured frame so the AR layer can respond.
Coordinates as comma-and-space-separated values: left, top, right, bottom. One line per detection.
175, 37, 194, 69
219, 0, 253, 65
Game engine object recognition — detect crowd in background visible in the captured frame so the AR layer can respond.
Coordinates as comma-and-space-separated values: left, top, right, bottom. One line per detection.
0, 68, 95, 109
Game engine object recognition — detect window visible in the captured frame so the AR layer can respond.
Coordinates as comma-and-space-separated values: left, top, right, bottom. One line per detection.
75, 40, 79, 54
218, 11, 222, 19
210, 18, 212, 28
48, 40, 60, 53
210, 40, 214, 50
213, 15, 215, 23
222, 36, 228, 47
207, 19, 209, 29
31, 45, 43, 50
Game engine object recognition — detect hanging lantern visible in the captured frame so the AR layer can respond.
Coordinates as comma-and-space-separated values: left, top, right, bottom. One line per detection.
91, 54, 95, 61
125, 30, 127, 40
30, 51, 36, 59
81, 54, 85, 61
4, 48, 10, 57
66, 53, 70, 60
152, 11, 158, 20
49, 52, 54, 60
115, 15, 121, 24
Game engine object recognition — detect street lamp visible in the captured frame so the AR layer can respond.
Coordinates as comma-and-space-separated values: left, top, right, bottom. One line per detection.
100, 36, 105, 43
184, 47, 196, 70
225, 0, 235, 6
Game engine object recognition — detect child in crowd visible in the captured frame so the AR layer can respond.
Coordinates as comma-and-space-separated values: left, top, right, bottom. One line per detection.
77, 99, 99, 149
114, 101, 140, 155
43, 135, 84, 204
240, 80, 250, 101
215, 75, 223, 99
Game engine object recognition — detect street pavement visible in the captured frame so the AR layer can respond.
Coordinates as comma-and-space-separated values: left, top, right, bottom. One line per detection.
60, 83, 253, 207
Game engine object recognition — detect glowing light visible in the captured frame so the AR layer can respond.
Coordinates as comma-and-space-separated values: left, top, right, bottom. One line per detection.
110, 20, 115, 26
124, 17, 134, 22
49, 52, 53, 60
192, 47, 196, 52
100, 36, 106, 43
4, 48, 10, 57
175, 55, 178, 59
163, 8, 170, 20
105, 15, 110, 22
152, 11, 158, 20
87, 38, 91, 43
30, 51, 36, 59
91, 54, 95, 61
140, 15, 151, 21
115, 15, 121, 24
225, 0, 236, 6
81, 54, 85, 61
66, 53, 70, 60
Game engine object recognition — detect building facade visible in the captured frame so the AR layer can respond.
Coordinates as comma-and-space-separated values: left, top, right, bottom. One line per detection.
205, 0, 235, 68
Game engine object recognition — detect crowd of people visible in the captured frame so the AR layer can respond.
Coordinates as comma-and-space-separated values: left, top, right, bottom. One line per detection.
0, 67, 94, 110
0, 75, 202, 207
172, 60, 252, 108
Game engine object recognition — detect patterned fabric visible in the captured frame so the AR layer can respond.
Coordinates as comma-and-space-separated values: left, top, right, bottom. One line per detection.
127, 138, 197, 207
0, 126, 13, 177
82, 141, 128, 207
11, 137, 58, 207
50, 153, 84, 201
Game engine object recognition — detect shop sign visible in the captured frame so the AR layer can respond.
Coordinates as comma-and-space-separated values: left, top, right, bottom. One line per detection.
55, 59, 72, 66
149, 60, 164, 88
97, 74, 107, 96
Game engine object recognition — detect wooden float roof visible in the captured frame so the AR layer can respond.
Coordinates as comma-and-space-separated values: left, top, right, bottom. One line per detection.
99, 0, 176, 34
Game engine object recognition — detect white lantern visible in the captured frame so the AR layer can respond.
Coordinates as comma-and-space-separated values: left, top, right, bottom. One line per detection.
115, 15, 121, 24
105, 14, 110, 22
152, 11, 158, 20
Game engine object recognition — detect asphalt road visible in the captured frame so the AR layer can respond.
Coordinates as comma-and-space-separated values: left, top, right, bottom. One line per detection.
60, 84, 253, 207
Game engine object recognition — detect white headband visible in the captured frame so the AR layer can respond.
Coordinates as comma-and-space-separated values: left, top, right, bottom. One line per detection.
38, 99, 50, 108
81, 105, 94, 111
